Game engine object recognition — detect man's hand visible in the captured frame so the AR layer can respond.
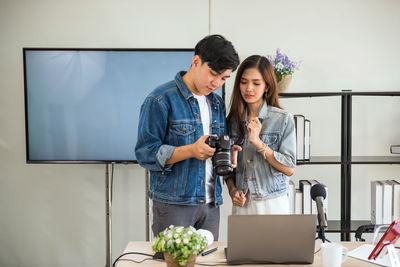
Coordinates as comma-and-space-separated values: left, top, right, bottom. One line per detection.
191, 135, 216, 160
230, 144, 242, 168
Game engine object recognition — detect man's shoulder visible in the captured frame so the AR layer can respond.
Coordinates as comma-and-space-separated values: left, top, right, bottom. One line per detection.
149, 80, 179, 100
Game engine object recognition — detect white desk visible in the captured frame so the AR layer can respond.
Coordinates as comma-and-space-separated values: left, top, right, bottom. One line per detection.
115, 241, 378, 266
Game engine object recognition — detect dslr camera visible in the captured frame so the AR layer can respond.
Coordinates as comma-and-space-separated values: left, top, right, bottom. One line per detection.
205, 134, 234, 176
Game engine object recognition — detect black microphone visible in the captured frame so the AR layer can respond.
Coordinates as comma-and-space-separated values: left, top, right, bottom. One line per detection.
310, 184, 327, 229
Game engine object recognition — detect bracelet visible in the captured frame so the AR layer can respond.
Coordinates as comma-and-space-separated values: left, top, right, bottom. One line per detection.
257, 143, 269, 158
257, 142, 268, 153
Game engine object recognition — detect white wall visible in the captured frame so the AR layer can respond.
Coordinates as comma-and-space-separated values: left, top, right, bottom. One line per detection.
0, 0, 399, 266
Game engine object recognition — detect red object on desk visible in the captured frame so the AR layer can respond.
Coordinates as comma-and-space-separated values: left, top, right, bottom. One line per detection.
368, 220, 400, 260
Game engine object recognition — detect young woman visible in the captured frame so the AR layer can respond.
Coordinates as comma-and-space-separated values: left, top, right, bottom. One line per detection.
226, 55, 296, 215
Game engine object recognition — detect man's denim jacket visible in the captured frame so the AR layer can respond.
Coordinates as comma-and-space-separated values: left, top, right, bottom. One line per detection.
228, 101, 296, 200
135, 72, 226, 206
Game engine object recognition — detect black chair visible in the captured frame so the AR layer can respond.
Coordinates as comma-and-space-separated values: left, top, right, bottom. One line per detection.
355, 224, 390, 242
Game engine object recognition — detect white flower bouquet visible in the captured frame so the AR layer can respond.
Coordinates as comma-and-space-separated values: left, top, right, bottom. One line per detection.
152, 225, 208, 267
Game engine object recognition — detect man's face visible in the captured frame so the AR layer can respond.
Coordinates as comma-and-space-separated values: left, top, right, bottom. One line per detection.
191, 55, 232, 96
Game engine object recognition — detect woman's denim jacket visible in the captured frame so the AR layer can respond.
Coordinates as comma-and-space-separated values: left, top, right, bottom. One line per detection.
228, 101, 296, 200
135, 72, 226, 206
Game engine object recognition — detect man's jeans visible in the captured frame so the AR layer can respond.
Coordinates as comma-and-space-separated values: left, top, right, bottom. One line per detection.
152, 200, 220, 241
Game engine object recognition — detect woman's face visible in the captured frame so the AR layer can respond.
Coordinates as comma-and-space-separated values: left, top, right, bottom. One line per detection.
239, 67, 266, 106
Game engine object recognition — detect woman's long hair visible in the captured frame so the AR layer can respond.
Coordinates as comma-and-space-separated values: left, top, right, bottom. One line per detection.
227, 55, 282, 144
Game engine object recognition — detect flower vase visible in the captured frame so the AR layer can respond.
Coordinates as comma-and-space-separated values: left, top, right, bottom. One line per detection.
277, 74, 292, 93
163, 253, 197, 267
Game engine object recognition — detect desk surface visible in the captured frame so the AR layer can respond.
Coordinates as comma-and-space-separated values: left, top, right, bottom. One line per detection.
115, 241, 377, 267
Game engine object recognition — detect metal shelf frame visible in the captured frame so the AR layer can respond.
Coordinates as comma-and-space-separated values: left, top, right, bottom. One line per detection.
280, 90, 400, 241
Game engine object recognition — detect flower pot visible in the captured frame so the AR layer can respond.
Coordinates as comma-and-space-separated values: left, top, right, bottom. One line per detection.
277, 74, 292, 93
163, 253, 197, 267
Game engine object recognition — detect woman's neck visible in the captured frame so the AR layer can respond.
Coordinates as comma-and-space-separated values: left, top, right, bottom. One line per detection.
247, 101, 262, 119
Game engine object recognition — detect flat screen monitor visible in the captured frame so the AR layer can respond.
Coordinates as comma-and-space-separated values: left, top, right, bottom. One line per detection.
23, 48, 224, 163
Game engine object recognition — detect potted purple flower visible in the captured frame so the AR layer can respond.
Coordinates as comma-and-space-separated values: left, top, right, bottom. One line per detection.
267, 49, 300, 93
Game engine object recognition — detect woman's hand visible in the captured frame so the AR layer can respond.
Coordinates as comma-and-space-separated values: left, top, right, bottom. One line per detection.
247, 118, 263, 148
230, 145, 242, 168
229, 188, 246, 207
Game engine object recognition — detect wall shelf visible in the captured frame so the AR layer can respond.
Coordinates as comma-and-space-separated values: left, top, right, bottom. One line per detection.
297, 156, 344, 165
326, 220, 372, 233
350, 156, 400, 164
280, 90, 400, 240
297, 156, 400, 165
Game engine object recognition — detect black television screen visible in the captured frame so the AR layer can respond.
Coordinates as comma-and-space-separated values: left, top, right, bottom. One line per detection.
23, 48, 224, 163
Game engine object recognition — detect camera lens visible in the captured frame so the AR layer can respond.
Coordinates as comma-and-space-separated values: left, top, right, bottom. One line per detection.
213, 151, 232, 175
216, 166, 232, 175
208, 134, 233, 176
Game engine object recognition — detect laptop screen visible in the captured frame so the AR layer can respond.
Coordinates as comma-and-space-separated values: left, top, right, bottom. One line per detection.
227, 215, 316, 264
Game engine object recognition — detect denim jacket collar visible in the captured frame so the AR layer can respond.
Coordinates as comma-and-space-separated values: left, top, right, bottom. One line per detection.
243, 100, 269, 123
175, 71, 193, 100
175, 71, 221, 105
258, 100, 269, 120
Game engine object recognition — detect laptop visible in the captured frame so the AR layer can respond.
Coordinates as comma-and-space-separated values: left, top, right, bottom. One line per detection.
226, 214, 317, 264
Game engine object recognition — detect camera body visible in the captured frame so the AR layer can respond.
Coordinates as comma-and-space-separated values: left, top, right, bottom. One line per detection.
205, 134, 234, 175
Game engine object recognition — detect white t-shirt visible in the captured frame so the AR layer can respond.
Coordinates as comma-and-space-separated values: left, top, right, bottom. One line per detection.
193, 94, 214, 203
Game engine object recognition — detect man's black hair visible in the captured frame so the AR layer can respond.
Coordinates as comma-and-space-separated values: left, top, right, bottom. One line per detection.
194, 34, 240, 73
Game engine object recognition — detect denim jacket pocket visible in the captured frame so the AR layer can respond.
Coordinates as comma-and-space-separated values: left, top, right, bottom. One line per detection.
260, 132, 279, 151
155, 168, 188, 197
169, 123, 196, 146
273, 173, 287, 188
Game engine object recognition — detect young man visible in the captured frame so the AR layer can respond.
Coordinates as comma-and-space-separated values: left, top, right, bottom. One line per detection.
135, 34, 239, 240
